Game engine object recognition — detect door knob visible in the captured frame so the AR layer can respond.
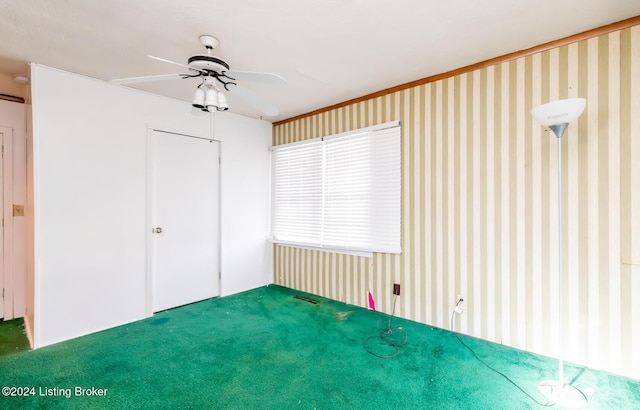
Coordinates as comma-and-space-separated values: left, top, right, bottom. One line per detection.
154, 227, 163, 234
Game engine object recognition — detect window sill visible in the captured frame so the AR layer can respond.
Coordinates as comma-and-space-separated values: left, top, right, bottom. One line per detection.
269, 240, 374, 258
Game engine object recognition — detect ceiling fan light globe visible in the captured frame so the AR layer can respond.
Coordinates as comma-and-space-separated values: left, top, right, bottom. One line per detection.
192, 88, 205, 109
205, 88, 219, 110
217, 92, 229, 111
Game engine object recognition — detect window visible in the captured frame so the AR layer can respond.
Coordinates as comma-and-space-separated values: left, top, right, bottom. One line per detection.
271, 121, 401, 255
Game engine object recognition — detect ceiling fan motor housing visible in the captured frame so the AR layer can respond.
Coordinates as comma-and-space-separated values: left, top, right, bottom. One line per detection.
188, 55, 230, 75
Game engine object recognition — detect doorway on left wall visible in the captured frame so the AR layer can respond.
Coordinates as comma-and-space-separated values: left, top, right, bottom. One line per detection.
0, 126, 5, 320
0, 116, 27, 323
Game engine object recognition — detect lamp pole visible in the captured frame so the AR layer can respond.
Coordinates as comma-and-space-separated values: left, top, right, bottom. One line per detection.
552, 124, 564, 387
532, 99, 587, 408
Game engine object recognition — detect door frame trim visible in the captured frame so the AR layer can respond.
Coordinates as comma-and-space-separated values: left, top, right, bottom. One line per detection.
0, 126, 13, 320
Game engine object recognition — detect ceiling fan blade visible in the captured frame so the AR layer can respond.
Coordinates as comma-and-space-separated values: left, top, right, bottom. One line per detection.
224, 70, 286, 85
109, 73, 190, 84
226, 84, 279, 117
147, 55, 206, 74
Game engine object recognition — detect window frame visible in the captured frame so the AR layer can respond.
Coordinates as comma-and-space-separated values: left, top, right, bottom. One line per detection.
270, 121, 401, 257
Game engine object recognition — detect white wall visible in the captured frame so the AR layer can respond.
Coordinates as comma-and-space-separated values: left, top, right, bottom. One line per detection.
24, 88, 34, 346
30, 65, 272, 347
0, 99, 27, 321
216, 114, 272, 296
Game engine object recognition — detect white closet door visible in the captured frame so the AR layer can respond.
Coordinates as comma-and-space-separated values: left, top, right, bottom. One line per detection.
149, 130, 220, 312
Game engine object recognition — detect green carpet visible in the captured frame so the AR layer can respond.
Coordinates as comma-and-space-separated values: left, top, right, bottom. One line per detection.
0, 318, 29, 355
0, 285, 638, 409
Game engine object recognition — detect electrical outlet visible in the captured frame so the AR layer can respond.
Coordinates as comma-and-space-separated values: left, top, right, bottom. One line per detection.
454, 294, 465, 314
393, 283, 401, 295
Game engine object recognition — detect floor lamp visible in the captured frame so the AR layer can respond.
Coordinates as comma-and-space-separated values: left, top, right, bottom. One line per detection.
531, 98, 587, 408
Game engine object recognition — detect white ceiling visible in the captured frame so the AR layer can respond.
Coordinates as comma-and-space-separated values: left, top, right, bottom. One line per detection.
1, 0, 638, 122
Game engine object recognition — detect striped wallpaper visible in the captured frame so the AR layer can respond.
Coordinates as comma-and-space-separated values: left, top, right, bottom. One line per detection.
272, 25, 640, 380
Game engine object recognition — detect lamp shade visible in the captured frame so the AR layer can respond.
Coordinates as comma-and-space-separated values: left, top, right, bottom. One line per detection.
205, 88, 219, 110
216, 92, 229, 111
192, 88, 205, 109
531, 98, 586, 126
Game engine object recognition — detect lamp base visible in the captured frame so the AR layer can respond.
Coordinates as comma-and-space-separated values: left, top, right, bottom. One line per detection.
537, 380, 587, 408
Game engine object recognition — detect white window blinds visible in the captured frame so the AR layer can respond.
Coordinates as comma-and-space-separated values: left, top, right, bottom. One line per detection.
271, 121, 401, 254
271, 140, 323, 246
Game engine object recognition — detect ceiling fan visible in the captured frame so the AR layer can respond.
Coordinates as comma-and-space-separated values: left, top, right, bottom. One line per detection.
109, 35, 285, 116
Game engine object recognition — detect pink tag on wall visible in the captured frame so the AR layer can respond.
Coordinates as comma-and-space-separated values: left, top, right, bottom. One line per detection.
367, 290, 376, 311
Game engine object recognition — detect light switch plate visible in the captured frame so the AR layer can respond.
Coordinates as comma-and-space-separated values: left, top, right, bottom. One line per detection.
13, 204, 24, 216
